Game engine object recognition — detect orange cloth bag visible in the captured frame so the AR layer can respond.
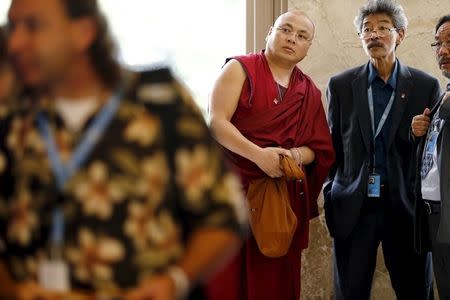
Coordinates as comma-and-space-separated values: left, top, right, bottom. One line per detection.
247, 155, 304, 257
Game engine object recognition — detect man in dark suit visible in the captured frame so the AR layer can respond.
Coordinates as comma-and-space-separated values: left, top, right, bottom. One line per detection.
411, 14, 450, 300
324, 0, 441, 299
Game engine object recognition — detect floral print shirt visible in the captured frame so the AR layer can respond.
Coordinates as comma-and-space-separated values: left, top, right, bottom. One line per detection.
0, 68, 246, 292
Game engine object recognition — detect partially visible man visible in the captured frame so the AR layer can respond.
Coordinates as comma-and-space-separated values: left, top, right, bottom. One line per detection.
324, 0, 441, 299
207, 10, 334, 300
411, 14, 450, 300
0, 0, 246, 299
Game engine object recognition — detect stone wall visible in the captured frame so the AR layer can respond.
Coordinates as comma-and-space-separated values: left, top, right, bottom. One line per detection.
287, 0, 450, 299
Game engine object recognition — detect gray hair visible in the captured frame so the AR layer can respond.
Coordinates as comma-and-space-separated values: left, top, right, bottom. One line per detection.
354, 0, 408, 33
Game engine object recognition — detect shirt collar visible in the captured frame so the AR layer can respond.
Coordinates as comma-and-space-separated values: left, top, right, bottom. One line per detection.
368, 60, 398, 89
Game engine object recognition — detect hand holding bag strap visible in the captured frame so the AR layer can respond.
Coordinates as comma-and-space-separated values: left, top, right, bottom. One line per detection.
280, 154, 305, 180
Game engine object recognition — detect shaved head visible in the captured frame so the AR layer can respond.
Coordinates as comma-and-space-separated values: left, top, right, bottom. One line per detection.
274, 10, 315, 38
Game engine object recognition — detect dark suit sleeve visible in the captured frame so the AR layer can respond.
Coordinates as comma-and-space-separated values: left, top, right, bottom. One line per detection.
323, 78, 342, 236
324, 79, 342, 186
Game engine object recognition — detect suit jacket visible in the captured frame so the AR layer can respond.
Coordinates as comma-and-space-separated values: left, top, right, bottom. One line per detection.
324, 60, 441, 240
414, 87, 450, 252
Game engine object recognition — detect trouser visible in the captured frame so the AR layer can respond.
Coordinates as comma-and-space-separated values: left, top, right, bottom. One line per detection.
426, 200, 450, 300
333, 196, 433, 300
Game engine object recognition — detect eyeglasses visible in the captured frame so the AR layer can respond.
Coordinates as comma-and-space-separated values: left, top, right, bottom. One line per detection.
275, 26, 312, 42
431, 40, 450, 52
358, 26, 397, 39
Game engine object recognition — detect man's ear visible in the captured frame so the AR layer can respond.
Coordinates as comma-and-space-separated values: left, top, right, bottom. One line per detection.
266, 26, 273, 42
71, 17, 97, 52
396, 28, 406, 46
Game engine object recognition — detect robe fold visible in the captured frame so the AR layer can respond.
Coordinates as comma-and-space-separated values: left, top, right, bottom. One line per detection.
206, 51, 334, 300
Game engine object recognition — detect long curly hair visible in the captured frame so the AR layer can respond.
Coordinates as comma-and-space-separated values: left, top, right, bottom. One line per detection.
62, 0, 121, 88
0, 25, 6, 65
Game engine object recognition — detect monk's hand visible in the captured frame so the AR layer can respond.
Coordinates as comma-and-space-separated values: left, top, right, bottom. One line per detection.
255, 147, 290, 178
411, 108, 431, 137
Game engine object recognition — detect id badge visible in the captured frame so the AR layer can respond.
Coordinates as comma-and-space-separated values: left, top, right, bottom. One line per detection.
38, 260, 70, 292
425, 131, 438, 154
367, 174, 381, 198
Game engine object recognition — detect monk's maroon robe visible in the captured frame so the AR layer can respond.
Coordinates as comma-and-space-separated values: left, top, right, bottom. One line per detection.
206, 51, 334, 300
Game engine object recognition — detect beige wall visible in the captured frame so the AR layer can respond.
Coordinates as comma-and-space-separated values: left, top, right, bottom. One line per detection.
286, 1, 450, 299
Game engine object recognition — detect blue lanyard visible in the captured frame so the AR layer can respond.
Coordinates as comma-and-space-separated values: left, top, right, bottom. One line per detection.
37, 89, 122, 190
37, 89, 122, 247
51, 208, 65, 247
368, 86, 395, 171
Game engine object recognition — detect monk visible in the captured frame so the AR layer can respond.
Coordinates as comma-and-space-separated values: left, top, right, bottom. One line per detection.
206, 10, 334, 300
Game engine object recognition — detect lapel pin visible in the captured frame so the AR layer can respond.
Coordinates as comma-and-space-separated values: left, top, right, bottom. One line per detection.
401, 93, 406, 99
